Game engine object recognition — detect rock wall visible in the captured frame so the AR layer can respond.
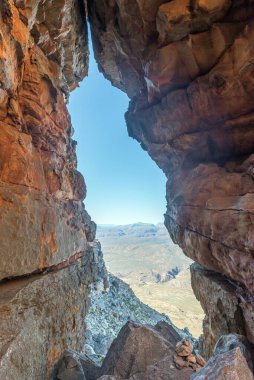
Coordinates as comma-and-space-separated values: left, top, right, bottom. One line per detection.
88, 0, 254, 293
1, 0, 254, 377
191, 264, 254, 359
0, 1, 107, 378
88, 0, 254, 357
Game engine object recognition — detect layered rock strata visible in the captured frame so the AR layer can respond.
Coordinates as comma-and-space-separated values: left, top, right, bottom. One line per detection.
191, 263, 254, 359
88, 0, 254, 293
0, 0, 90, 279
88, 0, 254, 357
0, 0, 107, 377
2, 0, 254, 377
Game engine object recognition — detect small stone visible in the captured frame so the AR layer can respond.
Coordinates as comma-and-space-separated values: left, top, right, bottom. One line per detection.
174, 355, 189, 369
187, 354, 196, 364
194, 364, 202, 372
176, 339, 193, 356
195, 354, 206, 367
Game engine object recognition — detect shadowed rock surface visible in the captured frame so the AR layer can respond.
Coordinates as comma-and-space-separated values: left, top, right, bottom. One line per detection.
55, 325, 254, 380
214, 334, 254, 371
88, 0, 254, 362
1, 0, 254, 377
191, 263, 254, 358
0, 241, 106, 380
88, 0, 254, 296
190, 347, 254, 380
62, 321, 198, 380
0, 0, 107, 376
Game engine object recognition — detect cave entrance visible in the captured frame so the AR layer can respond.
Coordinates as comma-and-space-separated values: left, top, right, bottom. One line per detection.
68, 43, 204, 359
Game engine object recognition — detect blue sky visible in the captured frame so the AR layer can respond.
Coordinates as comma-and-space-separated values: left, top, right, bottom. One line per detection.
68, 47, 166, 225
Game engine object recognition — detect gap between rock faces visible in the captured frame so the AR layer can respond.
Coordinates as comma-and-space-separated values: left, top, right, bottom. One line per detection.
96, 223, 204, 338
84, 273, 196, 364
56, 0, 254, 377
88, 0, 254, 295
1, 0, 254, 378
54, 320, 254, 380
54, 320, 205, 380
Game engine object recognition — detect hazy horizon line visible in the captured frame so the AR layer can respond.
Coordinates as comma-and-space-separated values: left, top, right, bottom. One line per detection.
97, 221, 164, 227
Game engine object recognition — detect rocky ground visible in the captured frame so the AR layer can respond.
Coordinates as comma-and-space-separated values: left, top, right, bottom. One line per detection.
55, 321, 254, 380
97, 223, 204, 337
84, 273, 194, 365
132, 269, 204, 337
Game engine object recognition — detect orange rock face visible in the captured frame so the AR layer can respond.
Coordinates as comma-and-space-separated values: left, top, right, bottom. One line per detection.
88, 0, 254, 294
0, 0, 91, 279
1, 0, 254, 377
0, 1, 107, 377
88, 0, 254, 362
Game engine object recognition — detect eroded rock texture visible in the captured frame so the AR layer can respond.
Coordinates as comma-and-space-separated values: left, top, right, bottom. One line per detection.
88, 0, 254, 358
190, 347, 254, 380
0, 0, 91, 279
88, 0, 254, 294
2, 0, 254, 377
0, 0, 107, 377
191, 264, 254, 358
54, 321, 194, 380
0, 243, 105, 380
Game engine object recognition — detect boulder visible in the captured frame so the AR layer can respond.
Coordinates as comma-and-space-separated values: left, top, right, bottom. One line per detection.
54, 350, 86, 380
54, 349, 100, 380
99, 321, 194, 379
154, 320, 182, 345
214, 334, 254, 371
190, 347, 254, 380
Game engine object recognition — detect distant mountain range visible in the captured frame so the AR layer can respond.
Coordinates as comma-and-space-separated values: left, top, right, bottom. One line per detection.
97, 223, 204, 337
97, 222, 165, 238
97, 222, 191, 280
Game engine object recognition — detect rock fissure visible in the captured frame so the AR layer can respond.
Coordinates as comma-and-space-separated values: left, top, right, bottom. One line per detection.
165, 213, 254, 256
0, 249, 91, 284
1, 0, 254, 378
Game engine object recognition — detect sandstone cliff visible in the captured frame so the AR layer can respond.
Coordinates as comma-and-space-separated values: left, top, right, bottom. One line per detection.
0, 1, 107, 378
88, 0, 254, 358
1, 0, 254, 378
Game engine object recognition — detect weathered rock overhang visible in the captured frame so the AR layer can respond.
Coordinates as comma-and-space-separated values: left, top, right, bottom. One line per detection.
0, 1, 107, 378
88, 0, 254, 293
87, 0, 254, 357
1, 0, 254, 377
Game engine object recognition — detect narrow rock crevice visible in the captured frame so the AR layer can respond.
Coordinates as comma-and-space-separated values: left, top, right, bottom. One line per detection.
1, 0, 254, 378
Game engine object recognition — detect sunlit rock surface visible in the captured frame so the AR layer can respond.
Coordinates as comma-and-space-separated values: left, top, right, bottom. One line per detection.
88, 0, 254, 361
89, 0, 254, 294
0, 0, 91, 279
1, 0, 254, 377
0, 0, 107, 377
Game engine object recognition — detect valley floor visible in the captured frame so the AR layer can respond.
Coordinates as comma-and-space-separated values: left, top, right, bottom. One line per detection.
128, 269, 204, 337
97, 223, 204, 337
